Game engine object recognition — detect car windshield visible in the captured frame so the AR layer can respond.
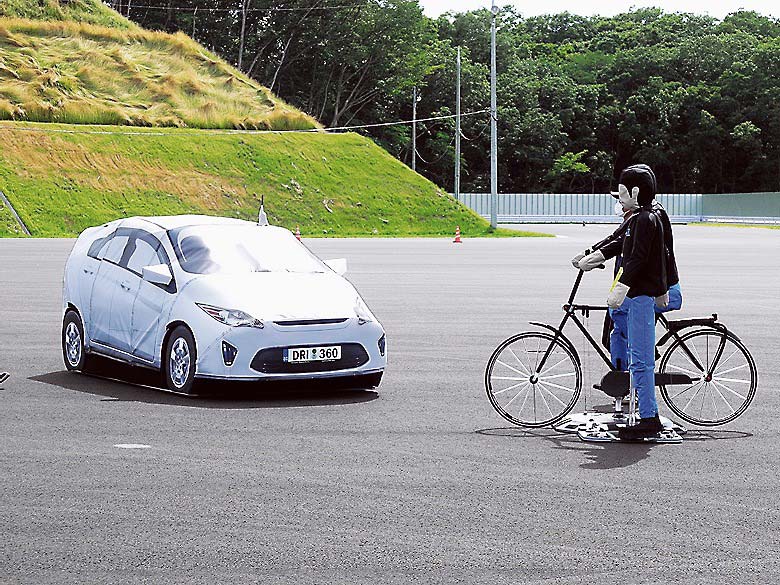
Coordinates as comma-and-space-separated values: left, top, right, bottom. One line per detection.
168, 225, 327, 275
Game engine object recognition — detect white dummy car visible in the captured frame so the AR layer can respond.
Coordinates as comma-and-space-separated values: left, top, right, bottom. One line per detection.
61, 215, 386, 394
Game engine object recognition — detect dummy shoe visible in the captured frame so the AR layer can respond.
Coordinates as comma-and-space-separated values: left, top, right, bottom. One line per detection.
578, 250, 605, 271
618, 414, 664, 440
607, 282, 629, 309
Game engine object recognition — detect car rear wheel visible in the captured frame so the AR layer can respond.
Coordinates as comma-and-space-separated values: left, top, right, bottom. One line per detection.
62, 310, 89, 372
164, 326, 197, 395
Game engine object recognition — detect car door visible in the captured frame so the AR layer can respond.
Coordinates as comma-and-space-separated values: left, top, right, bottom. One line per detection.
78, 231, 113, 327
126, 231, 176, 363
88, 230, 131, 351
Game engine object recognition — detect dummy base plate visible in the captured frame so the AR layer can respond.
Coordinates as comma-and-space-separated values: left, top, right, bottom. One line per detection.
554, 411, 686, 435
577, 423, 683, 444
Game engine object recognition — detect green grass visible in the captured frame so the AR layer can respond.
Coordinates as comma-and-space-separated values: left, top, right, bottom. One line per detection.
0, 15, 317, 130
0, 0, 133, 29
0, 121, 550, 238
692, 222, 780, 230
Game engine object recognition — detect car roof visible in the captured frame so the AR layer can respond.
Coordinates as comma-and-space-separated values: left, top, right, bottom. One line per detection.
134, 215, 255, 230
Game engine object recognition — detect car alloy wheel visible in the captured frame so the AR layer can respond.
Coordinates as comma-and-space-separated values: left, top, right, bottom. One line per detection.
169, 338, 191, 389
164, 325, 197, 394
62, 310, 88, 372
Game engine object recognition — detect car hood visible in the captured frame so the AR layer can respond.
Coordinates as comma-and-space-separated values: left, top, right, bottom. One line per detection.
182, 271, 363, 321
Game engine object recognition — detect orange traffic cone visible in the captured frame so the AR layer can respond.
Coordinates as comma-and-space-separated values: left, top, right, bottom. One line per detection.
295, 226, 301, 241
453, 225, 462, 244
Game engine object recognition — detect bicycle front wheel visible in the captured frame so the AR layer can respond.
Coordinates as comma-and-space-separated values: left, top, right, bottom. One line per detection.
659, 328, 757, 426
485, 332, 582, 427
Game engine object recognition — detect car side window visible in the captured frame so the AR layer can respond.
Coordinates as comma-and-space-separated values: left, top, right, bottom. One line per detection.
125, 237, 160, 276
88, 232, 114, 259
102, 234, 130, 265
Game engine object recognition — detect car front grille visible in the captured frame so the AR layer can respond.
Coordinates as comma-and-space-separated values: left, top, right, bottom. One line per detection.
250, 343, 369, 374
274, 318, 348, 326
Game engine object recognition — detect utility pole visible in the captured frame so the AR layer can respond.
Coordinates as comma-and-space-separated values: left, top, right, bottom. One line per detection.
454, 46, 461, 203
412, 86, 417, 172
238, 0, 249, 71
490, 0, 499, 229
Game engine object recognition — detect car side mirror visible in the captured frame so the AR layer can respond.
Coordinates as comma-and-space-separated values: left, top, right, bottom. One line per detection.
324, 258, 347, 276
142, 264, 172, 286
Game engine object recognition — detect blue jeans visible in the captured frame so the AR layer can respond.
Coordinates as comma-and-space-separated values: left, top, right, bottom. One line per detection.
655, 283, 683, 314
610, 283, 683, 370
625, 295, 658, 419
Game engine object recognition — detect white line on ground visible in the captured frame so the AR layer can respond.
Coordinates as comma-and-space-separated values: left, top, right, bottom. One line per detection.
113, 444, 151, 449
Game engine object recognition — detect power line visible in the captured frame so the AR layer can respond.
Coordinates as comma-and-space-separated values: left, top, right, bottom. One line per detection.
121, 3, 368, 13
0, 110, 489, 137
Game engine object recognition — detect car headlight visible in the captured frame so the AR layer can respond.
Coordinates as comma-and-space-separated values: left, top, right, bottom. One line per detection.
354, 297, 374, 325
196, 303, 264, 328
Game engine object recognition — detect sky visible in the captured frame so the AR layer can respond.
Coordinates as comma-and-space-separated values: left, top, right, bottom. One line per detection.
419, 0, 780, 20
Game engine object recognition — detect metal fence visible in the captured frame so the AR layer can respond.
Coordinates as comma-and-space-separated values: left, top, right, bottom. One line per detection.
455, 192, 780, 224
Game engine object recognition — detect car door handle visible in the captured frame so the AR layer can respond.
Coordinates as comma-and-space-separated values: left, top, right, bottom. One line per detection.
120, 281, 131, 291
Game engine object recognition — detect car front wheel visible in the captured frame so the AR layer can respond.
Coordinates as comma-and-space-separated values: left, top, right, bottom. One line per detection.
164, 325, 197, 395
62, 310, 89, 372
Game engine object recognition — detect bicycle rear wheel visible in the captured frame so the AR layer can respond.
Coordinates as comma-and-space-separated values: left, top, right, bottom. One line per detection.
659, 328, 757, 426
485, 332, 582, 427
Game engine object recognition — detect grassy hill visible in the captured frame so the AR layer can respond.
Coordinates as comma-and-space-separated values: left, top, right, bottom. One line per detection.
0, 121, 545, 237
0, 8, 315, 129
0, 1, 545, 238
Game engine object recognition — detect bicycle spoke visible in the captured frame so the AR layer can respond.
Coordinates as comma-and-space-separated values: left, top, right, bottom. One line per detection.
496, 359, 526, 377
503, 382, 531, 409
712, 379, 747, 401
713, 376, 750, 384
492, 375, 526, 382
539, 371, 576, 381
538, 381, 569, 408
492, 380, 527, 396
535, 384, 554, 418
537, 380, 574, 393
712, 348, 739, 374
534, 336, 541, 371
667, 363, 702, 376
690, 338, 705, 372
538, 355, 570, 377
507, 348, 531, 375
712, 384, 736, 414
714, 362, 748, 377
683, 381, 706, 413
670, 380, 703, 400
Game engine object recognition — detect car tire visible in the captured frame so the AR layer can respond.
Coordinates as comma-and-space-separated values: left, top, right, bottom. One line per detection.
62, 310, 91, 372
164, 325, 197, 395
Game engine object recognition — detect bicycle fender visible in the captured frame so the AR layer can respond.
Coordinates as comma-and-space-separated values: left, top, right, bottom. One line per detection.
528, 321, 580, 363
657, 322, 734, 347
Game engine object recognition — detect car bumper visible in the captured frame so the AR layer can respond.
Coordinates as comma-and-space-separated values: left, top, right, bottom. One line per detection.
193, 318, 386, 381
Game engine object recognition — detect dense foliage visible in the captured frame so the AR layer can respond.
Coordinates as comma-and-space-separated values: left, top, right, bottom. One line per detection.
118, 1, 780, 194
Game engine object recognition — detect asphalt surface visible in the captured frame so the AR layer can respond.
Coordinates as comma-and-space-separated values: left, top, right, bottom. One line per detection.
1, 224, 779, 583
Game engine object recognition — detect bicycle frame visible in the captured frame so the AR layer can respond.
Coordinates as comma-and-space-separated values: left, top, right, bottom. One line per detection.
533, 271, 732, 379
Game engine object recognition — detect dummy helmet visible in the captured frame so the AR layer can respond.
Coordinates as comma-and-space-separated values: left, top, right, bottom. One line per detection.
619, 164, 657, 206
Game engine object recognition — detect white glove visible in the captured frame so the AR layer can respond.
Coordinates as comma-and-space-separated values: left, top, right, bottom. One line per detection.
607, 282, 630, 309
655, 291, 670, 309
577, 250, 605, 272
571, 252, 585, 269
618, 184, 640, 212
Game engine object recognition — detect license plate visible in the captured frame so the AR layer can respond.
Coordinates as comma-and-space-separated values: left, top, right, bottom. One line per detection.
284, 345, 341, 363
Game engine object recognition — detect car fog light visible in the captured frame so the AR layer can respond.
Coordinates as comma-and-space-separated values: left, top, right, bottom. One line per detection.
222, 341, 238, 366
378, 334, 386, 357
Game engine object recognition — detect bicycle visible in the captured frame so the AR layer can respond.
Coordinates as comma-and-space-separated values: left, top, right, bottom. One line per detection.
485, 270, 757, 431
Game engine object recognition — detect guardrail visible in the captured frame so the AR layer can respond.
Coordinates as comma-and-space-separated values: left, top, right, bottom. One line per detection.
455, 192, 780, 224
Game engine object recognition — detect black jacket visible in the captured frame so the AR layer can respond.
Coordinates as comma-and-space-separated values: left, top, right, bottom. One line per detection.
618, 207, 667, 298
593, 202, 679, 287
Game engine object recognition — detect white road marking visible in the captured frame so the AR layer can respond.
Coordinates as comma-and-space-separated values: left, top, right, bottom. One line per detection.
113, 444, 151, 449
